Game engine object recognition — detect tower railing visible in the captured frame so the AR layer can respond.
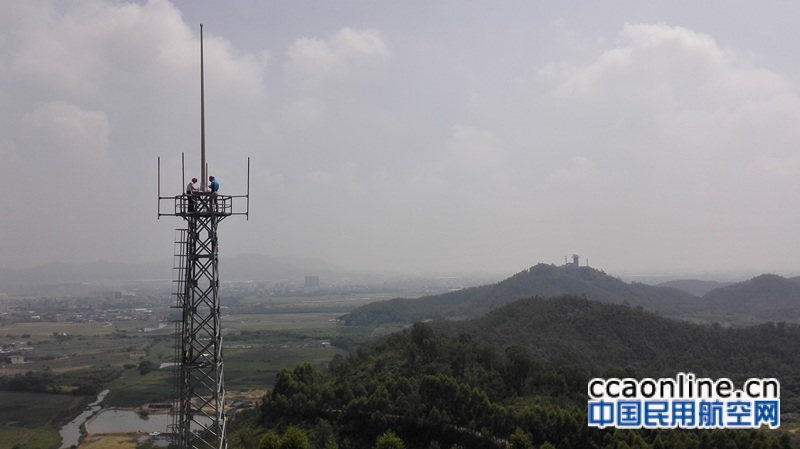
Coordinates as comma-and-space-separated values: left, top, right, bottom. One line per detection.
164, 192, 249, 219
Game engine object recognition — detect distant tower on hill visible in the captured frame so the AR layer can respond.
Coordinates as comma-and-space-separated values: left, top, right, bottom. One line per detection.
564, 253, 580, 267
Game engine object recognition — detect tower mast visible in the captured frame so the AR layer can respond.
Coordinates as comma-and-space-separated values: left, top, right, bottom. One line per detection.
157, 24, 250, 449
200, 24, 206, 191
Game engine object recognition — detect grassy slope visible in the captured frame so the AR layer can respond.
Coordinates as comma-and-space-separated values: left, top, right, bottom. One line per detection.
0, 391, 90, 449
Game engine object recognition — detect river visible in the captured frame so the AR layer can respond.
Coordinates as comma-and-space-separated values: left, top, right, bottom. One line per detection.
59, 390, 109, 449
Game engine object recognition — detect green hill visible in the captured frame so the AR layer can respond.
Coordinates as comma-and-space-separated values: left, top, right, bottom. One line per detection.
256, 295, 800, 449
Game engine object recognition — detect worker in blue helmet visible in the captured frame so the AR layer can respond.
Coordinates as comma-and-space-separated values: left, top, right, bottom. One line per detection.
208, 176, 220, 212
209, 176, 219, 193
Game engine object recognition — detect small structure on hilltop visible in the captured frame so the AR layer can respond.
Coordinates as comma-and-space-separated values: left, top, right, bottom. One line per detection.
565, 253, 580, 267
564, 253, 590, 268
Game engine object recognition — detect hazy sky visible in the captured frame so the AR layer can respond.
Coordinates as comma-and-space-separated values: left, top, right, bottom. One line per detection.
3, 0, 800, 276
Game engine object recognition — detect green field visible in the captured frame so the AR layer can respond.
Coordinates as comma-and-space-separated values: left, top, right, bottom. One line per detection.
0, 391, 89, 449
0, 427, 61, 449
0, 320, 162, 378
99, 311, 360, 405
104, 367, 174, 406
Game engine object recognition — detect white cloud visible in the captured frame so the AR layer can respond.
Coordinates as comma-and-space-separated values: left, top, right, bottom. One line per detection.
544, 156, 602, 189
443, 125, 507, 191
5, 0, 265, 99
3, 1, 800, 275
21, 101, 109, 164
333, 27, 388, 58
552, 24, 735, 105
283, 27, 388, 91
543, 23, 800, 170
284, 97, 328, 128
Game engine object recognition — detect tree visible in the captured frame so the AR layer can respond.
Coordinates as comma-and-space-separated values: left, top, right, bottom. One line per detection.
259, 431, 280, 449
505, 346, 534, 395
138, 360, 155, 375
375, 431, 405, 449
509, 427, 532, 449
229, 427, 261, 449
280, 427, 310, 449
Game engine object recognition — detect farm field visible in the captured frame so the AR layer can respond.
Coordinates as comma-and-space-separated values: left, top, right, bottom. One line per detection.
0, 292, 389, 448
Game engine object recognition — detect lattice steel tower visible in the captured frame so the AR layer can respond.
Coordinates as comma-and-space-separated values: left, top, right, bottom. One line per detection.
158, 25, 249, 449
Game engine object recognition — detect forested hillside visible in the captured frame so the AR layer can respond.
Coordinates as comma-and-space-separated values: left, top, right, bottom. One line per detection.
437, 296, 800, 387
234, 295, 800, 449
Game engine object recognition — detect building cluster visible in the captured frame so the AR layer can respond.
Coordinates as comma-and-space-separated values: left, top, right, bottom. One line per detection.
0, 296, 167, 324
0, 343, 34, 364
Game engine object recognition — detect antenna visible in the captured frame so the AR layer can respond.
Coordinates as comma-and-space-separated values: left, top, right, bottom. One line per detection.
200, 24, 207, 191
181, 152, 185, 193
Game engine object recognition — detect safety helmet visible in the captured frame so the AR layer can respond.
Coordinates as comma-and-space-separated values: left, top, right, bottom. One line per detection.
192, 177, 197, 183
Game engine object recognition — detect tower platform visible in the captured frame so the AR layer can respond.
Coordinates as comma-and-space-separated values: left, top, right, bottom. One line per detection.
159, 192, 248, 219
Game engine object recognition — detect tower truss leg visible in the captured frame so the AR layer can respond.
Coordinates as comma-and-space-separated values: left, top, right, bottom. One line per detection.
172, 195, 227, 449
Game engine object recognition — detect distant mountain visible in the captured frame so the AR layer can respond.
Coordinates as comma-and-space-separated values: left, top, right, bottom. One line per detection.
342, 264, 800, 326
0, 260, 170, 285
341, 263, 700, 325
655, 278, 733, 296
218, 253, 343, 282
693, 274, 800, 324
0, 254, 342, 286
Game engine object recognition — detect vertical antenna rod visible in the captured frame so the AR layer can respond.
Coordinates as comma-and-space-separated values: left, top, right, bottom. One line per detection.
200, 24, 207, 191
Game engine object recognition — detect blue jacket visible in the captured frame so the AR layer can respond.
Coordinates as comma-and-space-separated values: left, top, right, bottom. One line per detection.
209, 179, 219, 192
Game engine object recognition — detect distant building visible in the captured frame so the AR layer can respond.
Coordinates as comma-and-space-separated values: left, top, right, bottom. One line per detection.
304, 276, 320, 289
565, 253, 581, 267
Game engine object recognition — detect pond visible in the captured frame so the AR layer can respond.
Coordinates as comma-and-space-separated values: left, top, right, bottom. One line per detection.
59, 390, 174, 448
85, 409, 172, 434
59, 391, 213, 448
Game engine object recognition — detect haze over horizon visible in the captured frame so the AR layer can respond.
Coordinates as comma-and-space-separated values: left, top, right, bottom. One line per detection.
3, 1, 800, 277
